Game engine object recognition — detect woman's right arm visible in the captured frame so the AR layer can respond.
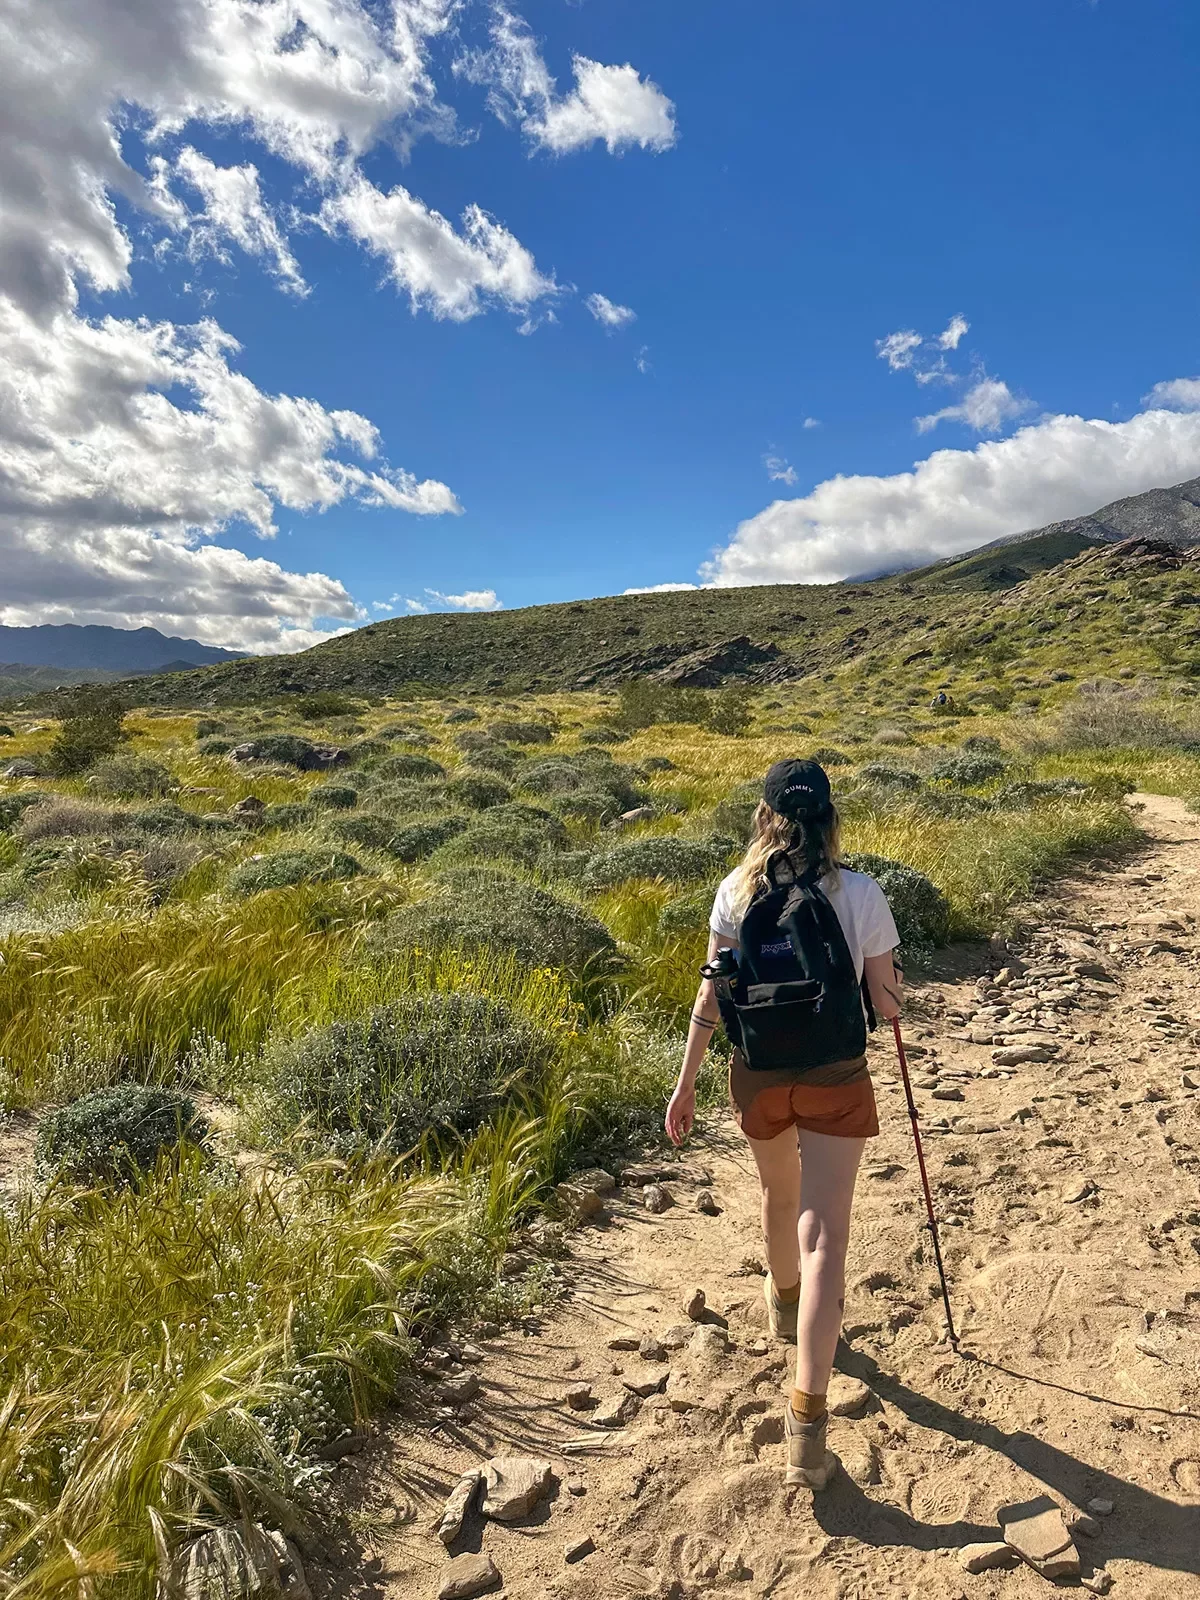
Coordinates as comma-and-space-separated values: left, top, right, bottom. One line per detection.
665, 931, 736, 1146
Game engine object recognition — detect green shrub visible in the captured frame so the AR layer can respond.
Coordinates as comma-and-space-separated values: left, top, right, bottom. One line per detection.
839, 852, 950, 963
810, 747, 851, 767
375, 752, 446, 782
35, 1084, 209, 1185
309, 783, 358, 810
858, 763, 923, 792
444, 771, 512, 810
962, 735, 1003, 754
488, 719, 553, 745
131, 802, 235, 836
522, 754, 645, 813
584, 833, 736, 889
230, 733, 338, 769
347, 738, 390, 765
47, 686, 129, 776
259, 803, 316, 830
375, 868, 619, 976
579, 725, 630, 745
454, 728, 498, 754
16, 798, 128, 840
930, 752, 1008, 786
707, 684, 754, 737
325, 814, 398, 852
710, 781, 761, 841
87, 754, 173, 799
264, 992, 559, 1152
0, 791, 50, 831
367, 778, 450, 814
294, 692, 358, 720
520, 757, 587, 797
194, 718, 228, 738
639, 755, 675, 773
428, 812, 561, 870
227, 849, 362, 896
550, 787, 625, 824
387, 816, 470, 863
444, 707, 479, 724
658, 885, 713, 935
377, 723, 435, 746
464, 744, 522, 777
197, 736, 235, 756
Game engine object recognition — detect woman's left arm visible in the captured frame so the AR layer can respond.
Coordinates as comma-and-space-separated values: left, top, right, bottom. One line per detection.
864, 950, 903, 1021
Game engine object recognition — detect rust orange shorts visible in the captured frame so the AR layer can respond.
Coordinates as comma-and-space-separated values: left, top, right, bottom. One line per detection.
732, 1072, 880, 1143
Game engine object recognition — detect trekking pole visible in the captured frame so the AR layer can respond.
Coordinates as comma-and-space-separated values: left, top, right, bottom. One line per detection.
891, 1016, 959, 1352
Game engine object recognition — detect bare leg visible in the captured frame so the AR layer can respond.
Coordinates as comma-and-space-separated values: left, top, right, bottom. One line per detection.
745, 1127, 802, 1289
794, 1129, 866, 1393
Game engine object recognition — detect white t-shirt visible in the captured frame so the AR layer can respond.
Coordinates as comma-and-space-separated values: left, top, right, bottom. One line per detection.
709, 866, 900, 979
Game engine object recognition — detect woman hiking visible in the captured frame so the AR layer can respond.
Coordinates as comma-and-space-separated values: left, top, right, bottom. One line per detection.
665, 758, 902, 1489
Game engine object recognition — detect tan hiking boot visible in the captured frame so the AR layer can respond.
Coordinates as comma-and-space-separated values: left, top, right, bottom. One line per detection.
784, 1405, 836, 1489
763, 1272, 799, 1343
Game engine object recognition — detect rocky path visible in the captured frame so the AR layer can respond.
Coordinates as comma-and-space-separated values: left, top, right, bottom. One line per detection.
342, 795, 1200, 1600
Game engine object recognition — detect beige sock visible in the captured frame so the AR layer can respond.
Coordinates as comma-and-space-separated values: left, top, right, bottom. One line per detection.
772, 1277, 801, 1305
789, 1387, 827, 1422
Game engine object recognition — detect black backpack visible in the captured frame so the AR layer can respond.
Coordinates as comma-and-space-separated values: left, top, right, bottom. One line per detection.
702, 853, 874, 1073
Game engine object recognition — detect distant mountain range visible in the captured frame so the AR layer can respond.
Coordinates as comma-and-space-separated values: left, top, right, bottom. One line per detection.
0, 624, 243, 674
992, 475, 1200, 554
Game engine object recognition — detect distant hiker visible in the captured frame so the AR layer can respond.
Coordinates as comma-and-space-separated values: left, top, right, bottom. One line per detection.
666, 758, 902, 1489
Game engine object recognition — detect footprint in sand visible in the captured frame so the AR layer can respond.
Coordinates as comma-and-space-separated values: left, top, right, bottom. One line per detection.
1170, 1457, 1200, 1499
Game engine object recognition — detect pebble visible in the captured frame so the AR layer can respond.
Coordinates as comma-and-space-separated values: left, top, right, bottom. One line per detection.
1087, 1498, 1114, 1516
959, 1541, 1019, 1573
438, 1553, 500, 1600
565, 1536, 596, 1564
827, 1375, 872, 1416
564, 1383, 594, 1410
747, 1338, 769, 1356
643, 1184, 673, 1213
695, 1188, 721, 1215
683, 1288, 707, 1320
1081, 1572, 1113, 1595
566, 1473, 586, 1496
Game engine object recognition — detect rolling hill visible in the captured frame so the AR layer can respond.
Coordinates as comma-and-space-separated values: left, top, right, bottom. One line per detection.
0, 624, 243, 674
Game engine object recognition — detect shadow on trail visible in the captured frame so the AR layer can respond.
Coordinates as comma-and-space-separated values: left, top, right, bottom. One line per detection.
818, 1346, 1200, 1578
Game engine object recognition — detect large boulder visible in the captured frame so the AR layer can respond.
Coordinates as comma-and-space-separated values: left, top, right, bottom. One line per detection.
228, 736, 348, 771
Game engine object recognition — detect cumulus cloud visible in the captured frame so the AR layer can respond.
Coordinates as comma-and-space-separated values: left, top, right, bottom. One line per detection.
764, 454, 798, 486
585, 292, 636, 329
916, 375, 1033, 435
174, 146, 307, 295
1143, 377, 1200, 412
460, 5, 676, 155
426, 588, 503, 610
623, 582, 701, 594
321, 172, 555, 320
704, 396, 1200, 587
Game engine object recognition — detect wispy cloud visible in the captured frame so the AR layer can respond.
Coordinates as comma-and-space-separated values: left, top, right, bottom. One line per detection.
585, 292, 636, 329
916, 375, 1033, 435
764, 453, 798, 486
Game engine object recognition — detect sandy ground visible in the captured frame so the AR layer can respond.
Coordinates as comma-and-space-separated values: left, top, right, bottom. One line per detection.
327, 794, 1200, 1600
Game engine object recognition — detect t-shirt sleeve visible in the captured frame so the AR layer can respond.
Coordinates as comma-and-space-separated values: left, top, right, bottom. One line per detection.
709, 875, 740, 940
859, 877, 901, 958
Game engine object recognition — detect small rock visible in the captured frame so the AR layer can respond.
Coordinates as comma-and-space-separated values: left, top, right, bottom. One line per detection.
1068, 1512, 1101, 1539
1182, 1072, 1198, 1090
1081, 1570, 1113, 1594
931, 1086, 965, 1102
992, 1045, 1054, 1066
566, 1472, 586, 1496
1087, 1498, 1114, 1516
827, 1376, 872, 1416
639, 1334, 667, 1362
622, 1367, 668, 1398
661, 1323, 693, 1350
747, 1338, 769, 1356
438, 1553, 501, 1600
607, 1332, 641, 1351
1062, 1180, 1095, 1204
959, 1541, 1020, 1574
999, 1495, 1081, 1580
177, 1523, 295, 1600
571, 1166, 617, 1194
643, 1184, 673, 1213
683, 1288, 706, 1321
565, 1536, 595, 1564
556, 1181, 605, 1219
564, 1383, 595, 1410
593, 1390, 642, 1427
695, 1188, 721, 1215
437, 1470, 483, 1547
619, 805, 655, 825
438, 1373, 481, 1406
481, 1456, 554, 1522
738, 1254, 766, 1276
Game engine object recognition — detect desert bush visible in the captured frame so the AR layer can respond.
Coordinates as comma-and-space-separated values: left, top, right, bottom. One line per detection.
520, 757, 587, 797
639, 755, 675, 773
583, 833, 735, 890
710, 780, 762, 841
230, 733, 337, 769
197, 735, 235, 756
579, 725, 629, 745
294, 692, 358, 719
227, 849, 362, 896
367, 778, 450, 814
34, 1083, 209, 1184
858, 763, 924, 791
377, 723, 434, 745
465, 744, 522, 777
930, 752, 1009, 786
374, 868, 619, 977
260, 803, 316, 831
428, 811, 563, 870
657, 885, 713, 935
454, 728, 498, 754
347, 738, 390, 764
0, 790, 50, 831
839, 852, 950, 962
375, 752, 446, 782
388, 816, 470, 863
194, 718, 228, 738
810, 747, 851, 767
325, 814, 398, 852
17, 797, 129, 841
1052, 683, 1198, 749
707, 684, 754, 737
264, 991, 559, 1152
962, 735, 1003, 754
445, 770, 512, 810
131, 802, 234, 836
488, 719, 553, 745
87, 753, 173, 799
875, 725, 914, 746
47, 685, 129, 775
550, 787, 625, 824
444, 706, 479, 723
310, 783, 358, 810
133, 837, 209, 894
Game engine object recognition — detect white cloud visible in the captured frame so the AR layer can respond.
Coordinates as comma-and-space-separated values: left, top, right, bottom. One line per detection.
1143, 377, 1200, 412
585, 291, 636, 329
174, 146, 307, 295
635, 345, 652, 374
320, 172, 556, 320
876, 329, 923, 372
623, 582, 701, 594
704, 395, 1200, 587
425, 588, 503, 611
460, 6, 677, 155
916, 375, 1033, 435
936, 314, 970, 351
764, 454, 798, 487
802, 416, 822, 429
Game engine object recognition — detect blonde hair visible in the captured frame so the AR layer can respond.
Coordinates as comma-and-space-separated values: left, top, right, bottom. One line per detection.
727, 800, 841, 920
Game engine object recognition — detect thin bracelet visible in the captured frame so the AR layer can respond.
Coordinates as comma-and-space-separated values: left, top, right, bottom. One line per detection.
690, 1013, 717, 1030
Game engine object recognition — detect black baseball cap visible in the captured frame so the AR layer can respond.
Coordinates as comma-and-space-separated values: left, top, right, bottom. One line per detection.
763, 758, 832, 821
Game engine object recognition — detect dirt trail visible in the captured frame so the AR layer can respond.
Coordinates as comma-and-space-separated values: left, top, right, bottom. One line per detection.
347, 795, 1200, 1600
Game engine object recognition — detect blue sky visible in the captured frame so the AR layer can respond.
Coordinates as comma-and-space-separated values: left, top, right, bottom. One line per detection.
3, 0, 1199, 648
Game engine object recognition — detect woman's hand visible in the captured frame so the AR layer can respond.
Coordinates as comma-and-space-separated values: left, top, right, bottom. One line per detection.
665, 1079, 696, 1147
